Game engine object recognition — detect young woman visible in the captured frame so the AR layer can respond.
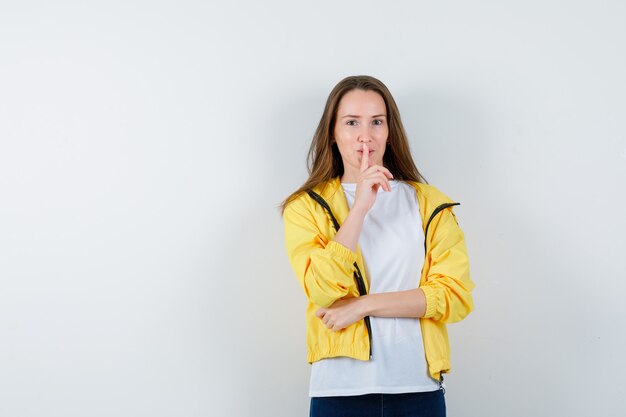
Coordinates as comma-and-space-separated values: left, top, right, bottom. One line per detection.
281, 75, 475, 417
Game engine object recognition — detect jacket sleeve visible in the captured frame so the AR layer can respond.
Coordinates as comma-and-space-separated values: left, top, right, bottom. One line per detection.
283, 197, 358, 308
421, 207, 475, 323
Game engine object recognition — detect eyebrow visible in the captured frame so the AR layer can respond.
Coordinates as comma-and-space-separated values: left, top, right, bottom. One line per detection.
340, 114, 387, 119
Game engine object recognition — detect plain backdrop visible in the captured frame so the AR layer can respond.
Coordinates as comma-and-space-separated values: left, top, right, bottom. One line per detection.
1, 1, 625, 416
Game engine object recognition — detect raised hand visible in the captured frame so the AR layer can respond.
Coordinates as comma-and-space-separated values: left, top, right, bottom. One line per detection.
353, 142, 394, 213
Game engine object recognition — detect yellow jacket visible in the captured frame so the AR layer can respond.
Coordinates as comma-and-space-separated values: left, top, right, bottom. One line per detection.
283, 177, 475, 381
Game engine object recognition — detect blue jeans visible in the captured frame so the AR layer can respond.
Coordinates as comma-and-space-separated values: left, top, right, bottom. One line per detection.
309, 389, 446, 417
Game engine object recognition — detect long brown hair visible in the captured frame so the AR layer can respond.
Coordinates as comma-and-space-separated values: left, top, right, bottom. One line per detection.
280, 75, 427, 214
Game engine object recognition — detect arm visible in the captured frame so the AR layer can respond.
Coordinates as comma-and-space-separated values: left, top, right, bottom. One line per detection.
420, 207, 475, 323
284, 152, 393, 309
315, 288, 426, 332
332, 204, 368, 252
283, 197, 358, 308
359, 288, 427, 318
283, 191, 385, 309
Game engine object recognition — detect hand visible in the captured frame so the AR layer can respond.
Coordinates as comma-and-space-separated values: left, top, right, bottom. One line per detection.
353, 143, 394, 213
315, 297, 366, 332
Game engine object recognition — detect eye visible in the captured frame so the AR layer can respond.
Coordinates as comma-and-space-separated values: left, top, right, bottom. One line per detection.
346, 120, 358, 126
372, 119, 384, 126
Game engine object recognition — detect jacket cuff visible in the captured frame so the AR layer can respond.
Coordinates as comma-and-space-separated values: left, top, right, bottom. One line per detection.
326, 240, 357, 264
421, 286, 440, 320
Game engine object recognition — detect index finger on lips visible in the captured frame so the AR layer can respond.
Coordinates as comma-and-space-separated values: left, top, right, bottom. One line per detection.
360, 143, 369, 173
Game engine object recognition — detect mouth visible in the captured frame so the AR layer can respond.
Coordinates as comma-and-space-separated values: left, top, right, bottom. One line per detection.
357, 150, 374, 155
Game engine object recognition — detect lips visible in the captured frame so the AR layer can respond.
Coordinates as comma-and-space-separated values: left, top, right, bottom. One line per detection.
357, 150, 374, 155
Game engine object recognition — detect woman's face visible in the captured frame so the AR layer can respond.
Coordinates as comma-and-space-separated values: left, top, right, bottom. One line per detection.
333, 89, 389, 182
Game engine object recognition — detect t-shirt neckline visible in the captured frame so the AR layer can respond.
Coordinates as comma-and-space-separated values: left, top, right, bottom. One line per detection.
341, 179, 399, 191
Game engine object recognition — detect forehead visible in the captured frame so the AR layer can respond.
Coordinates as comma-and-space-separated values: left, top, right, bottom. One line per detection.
337, 89, 386, 115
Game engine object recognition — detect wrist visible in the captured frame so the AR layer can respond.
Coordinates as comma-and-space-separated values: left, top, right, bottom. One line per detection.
349, 204, 369, 218
357, 294, 371, 317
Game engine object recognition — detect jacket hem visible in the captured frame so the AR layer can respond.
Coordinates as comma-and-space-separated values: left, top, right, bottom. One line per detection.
307, 345, 370, 363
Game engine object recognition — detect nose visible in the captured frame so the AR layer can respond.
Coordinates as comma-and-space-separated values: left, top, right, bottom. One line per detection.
357, 125, 373, 142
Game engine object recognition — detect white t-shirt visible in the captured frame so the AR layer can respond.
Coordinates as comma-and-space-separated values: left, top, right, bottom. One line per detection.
309, 180, 440, 397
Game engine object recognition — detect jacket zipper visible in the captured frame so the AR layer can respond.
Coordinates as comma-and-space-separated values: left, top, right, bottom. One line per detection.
353, 262, 372, 358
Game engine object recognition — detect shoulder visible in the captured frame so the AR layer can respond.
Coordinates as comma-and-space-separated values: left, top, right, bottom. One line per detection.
404, 181, 456, 207
283, 190, 311, 217
284, 177, 342, 216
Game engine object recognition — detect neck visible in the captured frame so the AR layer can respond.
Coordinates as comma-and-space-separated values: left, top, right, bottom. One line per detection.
340, 168, 360, 183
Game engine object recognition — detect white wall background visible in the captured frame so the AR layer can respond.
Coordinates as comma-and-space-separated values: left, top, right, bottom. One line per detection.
1, 1, 625, 416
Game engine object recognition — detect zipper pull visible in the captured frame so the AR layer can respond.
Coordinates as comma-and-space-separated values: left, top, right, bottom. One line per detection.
438, 374, 446, 395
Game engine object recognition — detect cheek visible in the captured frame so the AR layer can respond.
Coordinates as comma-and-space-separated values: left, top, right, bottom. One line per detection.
335, 125, 352, 140
379, 126, 389, 140
337, 143, 355, 161
333, 136, 351, 157
335, 128, 356, 147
